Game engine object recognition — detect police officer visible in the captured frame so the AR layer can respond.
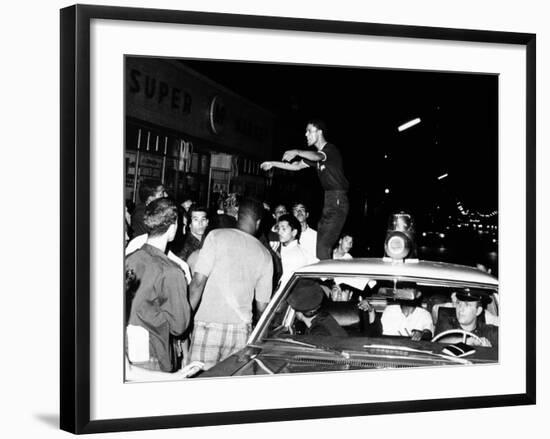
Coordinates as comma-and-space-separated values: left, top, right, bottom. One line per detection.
434, 290, 498, 347
286, 279, 347, 337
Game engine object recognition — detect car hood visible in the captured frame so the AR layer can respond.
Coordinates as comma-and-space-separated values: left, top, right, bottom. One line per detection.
199, 336, 498, 377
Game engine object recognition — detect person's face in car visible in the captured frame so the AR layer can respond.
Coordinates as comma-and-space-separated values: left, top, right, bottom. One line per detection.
456, 300, 483, 327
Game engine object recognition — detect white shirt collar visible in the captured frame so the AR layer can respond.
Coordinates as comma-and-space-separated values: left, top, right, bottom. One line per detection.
282, 240, 299, 250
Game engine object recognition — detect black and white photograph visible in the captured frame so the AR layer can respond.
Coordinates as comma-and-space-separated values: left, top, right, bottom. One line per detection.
123, 56, 500, 381
54, 2, 538, 434
3, 0, 547, 437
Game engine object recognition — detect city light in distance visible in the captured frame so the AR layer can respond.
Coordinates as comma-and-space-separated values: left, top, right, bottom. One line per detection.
438, 173, 448, 180
384, 188, 390, 194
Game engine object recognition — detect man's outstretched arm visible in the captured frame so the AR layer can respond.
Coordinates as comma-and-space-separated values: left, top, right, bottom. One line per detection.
260, 160, 308, 172
282, 149, 325, 162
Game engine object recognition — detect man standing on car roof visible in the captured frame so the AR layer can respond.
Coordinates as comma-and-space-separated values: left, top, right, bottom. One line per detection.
434, 290, 499, 348
261, 120, 349, 260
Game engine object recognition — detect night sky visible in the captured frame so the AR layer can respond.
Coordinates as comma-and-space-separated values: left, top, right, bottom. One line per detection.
177, 58, 498, 220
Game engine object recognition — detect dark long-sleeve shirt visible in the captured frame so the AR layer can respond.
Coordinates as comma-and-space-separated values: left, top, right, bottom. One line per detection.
177, 233, 202, 262
303, 143, 349, 191
309, 311, 348, 337
126, 244, 191, 372
435, 313, 499, 348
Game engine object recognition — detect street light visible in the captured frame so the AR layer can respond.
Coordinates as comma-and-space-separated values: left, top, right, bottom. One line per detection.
398, 117, 421, 132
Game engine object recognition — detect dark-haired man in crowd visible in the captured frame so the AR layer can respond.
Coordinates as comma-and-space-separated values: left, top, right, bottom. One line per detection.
188, 198, 273, 370
177, 205, 209, 262
261, 120, 349, 260
291, 202, 318, 262
267, 203, 288, 253
125, 198, 191, 373
131, 180, 167, 236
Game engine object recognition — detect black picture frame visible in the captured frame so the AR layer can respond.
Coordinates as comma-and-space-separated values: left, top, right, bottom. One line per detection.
60, 4, 536, 434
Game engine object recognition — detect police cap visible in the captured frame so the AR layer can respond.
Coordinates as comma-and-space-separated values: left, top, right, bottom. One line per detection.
286, 279, 324, 312
455, 289, 492, 304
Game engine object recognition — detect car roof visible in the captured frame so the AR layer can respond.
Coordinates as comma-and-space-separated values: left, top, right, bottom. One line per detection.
295, 258, 498, 287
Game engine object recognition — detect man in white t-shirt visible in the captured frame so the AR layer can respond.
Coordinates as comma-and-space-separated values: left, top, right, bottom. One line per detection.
277, 213, 316, 284
188, 199, 273, 370
380, 287, 434, 341
291, 202, 318, 262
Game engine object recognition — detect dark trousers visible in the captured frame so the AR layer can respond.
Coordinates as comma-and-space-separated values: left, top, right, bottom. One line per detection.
316, 190, 349, 260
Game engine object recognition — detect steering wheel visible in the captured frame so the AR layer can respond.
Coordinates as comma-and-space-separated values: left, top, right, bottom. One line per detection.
431, 329, 482, 344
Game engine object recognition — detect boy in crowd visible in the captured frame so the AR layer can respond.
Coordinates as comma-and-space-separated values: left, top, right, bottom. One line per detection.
333, 233, 354, 260
131, 180, 167, 236
277, 213, 315, 284
291, 202, 318, 262
125, 198, 191, 373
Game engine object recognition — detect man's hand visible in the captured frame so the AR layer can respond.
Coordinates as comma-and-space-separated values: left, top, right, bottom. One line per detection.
466, 336, 492, 347
357, 299, 373, 312
260, 161, 273, 171
357, 299, 376, 324
282, 149, 299, 162
411, 330, 424, 341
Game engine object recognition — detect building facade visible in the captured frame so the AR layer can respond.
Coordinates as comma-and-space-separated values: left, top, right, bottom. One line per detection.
126, 57, 275, 207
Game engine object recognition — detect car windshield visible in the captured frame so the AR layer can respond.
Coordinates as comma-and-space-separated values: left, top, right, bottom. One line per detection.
256, 274, 498, 346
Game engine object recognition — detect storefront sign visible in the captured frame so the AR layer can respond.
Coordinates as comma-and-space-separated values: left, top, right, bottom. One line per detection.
128, 69, 192, 115
126, 58, 274, 160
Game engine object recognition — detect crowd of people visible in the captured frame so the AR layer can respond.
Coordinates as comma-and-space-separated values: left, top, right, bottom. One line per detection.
123, 119, 498, 378
124, 119, 357, 376
124, 176, 356, 375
